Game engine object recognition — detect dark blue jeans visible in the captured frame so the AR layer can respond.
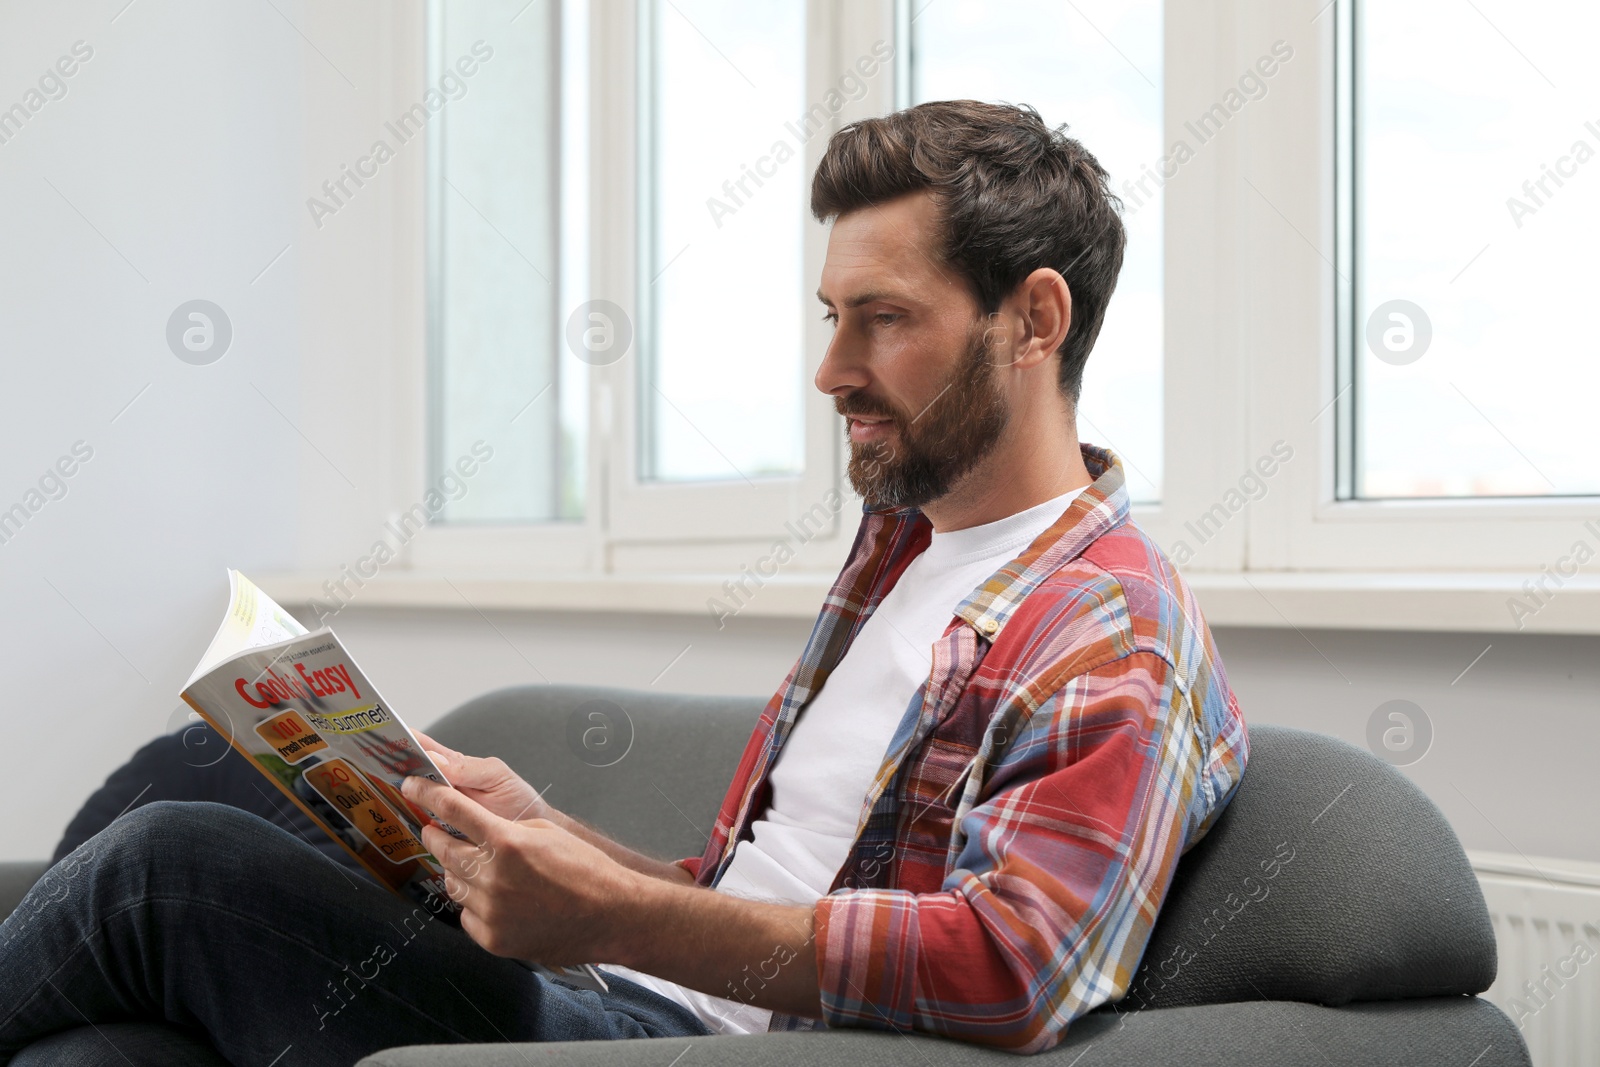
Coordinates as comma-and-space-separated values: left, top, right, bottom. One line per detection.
0, 801, 709, 1066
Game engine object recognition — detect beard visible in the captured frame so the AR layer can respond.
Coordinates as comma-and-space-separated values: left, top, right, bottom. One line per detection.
837, 321, 1010, 509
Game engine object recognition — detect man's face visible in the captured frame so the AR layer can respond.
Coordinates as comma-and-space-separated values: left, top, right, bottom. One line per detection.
815, 191, 1009, 508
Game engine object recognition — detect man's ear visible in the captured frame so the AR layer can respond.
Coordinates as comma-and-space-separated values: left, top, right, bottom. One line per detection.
1009, 268, 1072, 371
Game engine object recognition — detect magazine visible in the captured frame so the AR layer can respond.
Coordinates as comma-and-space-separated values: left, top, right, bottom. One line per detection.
180, 570, 606, 991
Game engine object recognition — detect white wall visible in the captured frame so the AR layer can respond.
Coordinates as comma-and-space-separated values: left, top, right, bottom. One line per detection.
0, 0, 414, 860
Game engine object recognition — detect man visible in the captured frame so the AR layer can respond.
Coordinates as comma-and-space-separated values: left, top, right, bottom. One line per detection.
0, 101, 1245, 1063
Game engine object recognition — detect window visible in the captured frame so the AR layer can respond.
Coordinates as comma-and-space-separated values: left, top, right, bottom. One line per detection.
427, 0, 587, 523
592, 0, 857, 547
406, 0, 1598, 592
904, 0, 1164, 503
638, 0, 808, 482
1342, 0, 1600, 500
1237, 0, 1598, 576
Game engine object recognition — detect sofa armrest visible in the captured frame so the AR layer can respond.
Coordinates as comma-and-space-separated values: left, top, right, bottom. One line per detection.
356, 996, 1528, 1067
0, 860, 49, 921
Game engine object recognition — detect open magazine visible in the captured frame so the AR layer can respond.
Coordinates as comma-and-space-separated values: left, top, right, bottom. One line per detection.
180, 570, 606, 991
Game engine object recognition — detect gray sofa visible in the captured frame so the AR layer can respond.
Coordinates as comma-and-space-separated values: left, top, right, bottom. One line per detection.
1, 685, 1530, 1066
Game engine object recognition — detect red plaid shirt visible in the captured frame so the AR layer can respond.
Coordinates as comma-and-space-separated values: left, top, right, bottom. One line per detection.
682, 446, 1249, 1052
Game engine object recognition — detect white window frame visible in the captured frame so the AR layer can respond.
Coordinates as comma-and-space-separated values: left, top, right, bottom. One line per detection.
593, 0, 872, 549
1234, 0, 1600, 575
337, 0, 1600, 624
404, 0, 598, 577
393, 0, 902, 580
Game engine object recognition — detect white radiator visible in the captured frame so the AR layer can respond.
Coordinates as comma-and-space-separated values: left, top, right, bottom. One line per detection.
1470, 851, 1600, 1067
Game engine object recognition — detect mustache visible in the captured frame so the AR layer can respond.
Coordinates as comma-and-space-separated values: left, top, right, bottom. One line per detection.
834, 393, 901, 421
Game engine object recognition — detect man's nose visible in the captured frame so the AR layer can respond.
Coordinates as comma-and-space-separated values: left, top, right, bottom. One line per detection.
816, 325, 869, 397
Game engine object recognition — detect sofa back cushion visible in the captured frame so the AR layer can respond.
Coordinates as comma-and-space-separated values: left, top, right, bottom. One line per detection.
1118, 723, 1496, 1010
413, 690, 1504, 1008
427, 684, 764, 863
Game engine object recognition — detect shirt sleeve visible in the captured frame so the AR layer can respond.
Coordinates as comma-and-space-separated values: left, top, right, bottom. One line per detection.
811, 650, 1206, 1053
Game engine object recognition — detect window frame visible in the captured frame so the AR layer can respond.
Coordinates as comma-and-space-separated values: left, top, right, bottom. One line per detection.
389, 0, 1600, 591
1242, 0, 1600, 575
594, 0, 858, 547
403, 0, 893, 576
407, 0, 599, 576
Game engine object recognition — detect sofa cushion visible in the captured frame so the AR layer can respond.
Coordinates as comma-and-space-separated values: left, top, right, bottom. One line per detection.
1120, 723, 1496, 1009
429, 690, 1497, 1009
355, 996, 1529, 1067
0, 860, 50, 923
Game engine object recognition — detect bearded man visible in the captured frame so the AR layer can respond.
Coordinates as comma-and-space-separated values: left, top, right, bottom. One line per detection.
0, 101, 1246, 1063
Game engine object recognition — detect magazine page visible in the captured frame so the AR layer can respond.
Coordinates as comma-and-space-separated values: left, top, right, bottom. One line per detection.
185, 570, 311, 688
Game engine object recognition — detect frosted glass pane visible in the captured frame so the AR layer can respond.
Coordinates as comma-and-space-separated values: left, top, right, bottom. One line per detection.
1356, 0, 1600, 498
432, 0, 585, 521
643, 0, 807, 481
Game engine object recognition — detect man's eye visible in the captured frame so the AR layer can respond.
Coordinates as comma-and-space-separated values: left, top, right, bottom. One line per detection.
874, 313, 899, 326
821, 312, 838, 326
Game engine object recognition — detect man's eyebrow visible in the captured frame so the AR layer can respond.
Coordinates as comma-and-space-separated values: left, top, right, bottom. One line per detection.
815, 288, 905, 309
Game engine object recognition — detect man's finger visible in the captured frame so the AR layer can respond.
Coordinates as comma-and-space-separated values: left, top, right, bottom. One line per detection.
413, 730, 462, 764
421, 822, 482, 875
435, 753, 514, 792
403, 774, 503, 844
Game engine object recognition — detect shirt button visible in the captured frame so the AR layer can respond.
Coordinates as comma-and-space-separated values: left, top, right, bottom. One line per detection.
979, 619, 998, 635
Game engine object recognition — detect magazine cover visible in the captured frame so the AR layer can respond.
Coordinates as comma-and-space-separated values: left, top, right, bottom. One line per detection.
180, 570, 463, 918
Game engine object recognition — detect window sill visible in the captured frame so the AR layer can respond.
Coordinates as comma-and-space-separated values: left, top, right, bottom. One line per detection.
1178, 571, 1600, 636
254, 570, 833, 624
252, 569, 1600, 636
1468, 850, 1600, 890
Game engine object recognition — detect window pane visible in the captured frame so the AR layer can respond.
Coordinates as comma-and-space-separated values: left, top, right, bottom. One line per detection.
909, 0, 1164, 503
641, 0, 806, 482
430, 0, 586, 522
1353, 0, 1600, 498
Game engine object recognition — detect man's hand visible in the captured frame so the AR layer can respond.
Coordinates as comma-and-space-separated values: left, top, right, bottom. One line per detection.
403, 772, 636, 963
413, 731, 549, 824
411, 731, 694, 884
400, 773, 822, 1017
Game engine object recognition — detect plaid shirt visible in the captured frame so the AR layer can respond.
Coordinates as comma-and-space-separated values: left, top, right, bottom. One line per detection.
682, 445, 1249, 1053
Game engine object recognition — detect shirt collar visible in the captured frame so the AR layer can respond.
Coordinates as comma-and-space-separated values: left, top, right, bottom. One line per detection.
860, 444, 1131, 643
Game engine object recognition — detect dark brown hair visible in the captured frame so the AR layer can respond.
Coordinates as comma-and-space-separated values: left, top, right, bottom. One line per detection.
811, 100, 1126, 401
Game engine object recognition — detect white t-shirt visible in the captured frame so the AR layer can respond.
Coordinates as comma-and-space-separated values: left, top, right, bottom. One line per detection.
604, 487, 1086, 1033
